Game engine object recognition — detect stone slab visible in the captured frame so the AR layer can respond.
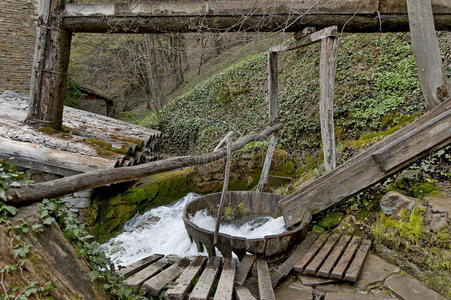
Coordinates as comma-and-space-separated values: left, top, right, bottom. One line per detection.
275, 280, 313, 300
297, 274, 336, 286
325, 292, 394, 299
384, 273, 447, 300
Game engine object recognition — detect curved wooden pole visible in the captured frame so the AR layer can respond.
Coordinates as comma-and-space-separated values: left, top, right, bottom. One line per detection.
5, 124, 282, 205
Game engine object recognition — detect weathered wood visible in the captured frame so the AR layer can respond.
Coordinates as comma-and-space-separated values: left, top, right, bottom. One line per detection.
304, 233, 340, 275
142, 258, 191, 296
189, 257, 222, 300
235, 255, 256, 286
270, 26, 337, 52
319, 35, 339, 171
5, 124, 282, 204
294, 233, 331, 272
124, 257, 169, 288
214, 132, 234, 246
26, 0, 72, 129
256, 258, 276, 300
234, 285, 257, 300
166, 256, 207, 300
214, 131, 234, 151
62, 1, 451, 33
117, 254, 164, 279
330, 236, 361, 280
214, 258, 237, 300
318, 235, 352, 277
271, 233, 319, 286
281, 100, 451, 228
257, 51, 278, 192
344, 239, 372, 282
407, 0, 450, 109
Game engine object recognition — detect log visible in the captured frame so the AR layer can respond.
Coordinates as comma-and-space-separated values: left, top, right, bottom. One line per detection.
62, 1, 451, 33
26, 0, 72, 129
319, 34, 339, 171
5, 124, 282, 204
407, 0, 450, 109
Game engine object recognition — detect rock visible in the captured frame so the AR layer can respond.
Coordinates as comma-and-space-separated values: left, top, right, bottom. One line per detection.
425, 210, 448, 232
318, 212, 344, 229
320, 254, 400, 292
384, 273, 447, 300
325, 292, 394, 299
297, 274, 336, 286
395, 170, 423, 189
275, 279, 313, 300
380, 191, 421, 219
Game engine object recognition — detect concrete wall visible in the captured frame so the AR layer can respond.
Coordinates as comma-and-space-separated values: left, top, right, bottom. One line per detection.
0, 0, 38, 94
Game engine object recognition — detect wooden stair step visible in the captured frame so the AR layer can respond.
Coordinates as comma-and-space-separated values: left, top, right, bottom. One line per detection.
256, 258, 276, 300
124, 257, 169, 288
117, 254, 164, 278
344, 239, 372, 282
214, 257, 237, 300
165, 256, 207, 300
235, 255, 256, 286
318, 235, 352, 277
189, 256, 222, 300
304, 233, 340, 275
142, 258, 191, 296
294, 233, 331, 272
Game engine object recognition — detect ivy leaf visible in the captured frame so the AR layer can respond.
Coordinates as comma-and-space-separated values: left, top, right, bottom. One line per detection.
88, 270, 100, 282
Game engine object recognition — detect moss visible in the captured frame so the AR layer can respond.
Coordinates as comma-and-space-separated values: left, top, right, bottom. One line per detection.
410, 182, 440, 199
317, 212, 343, 229
422, 270, 451, 298
312, 225, 326, 233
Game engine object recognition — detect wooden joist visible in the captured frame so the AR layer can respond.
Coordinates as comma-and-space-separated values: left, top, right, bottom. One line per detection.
124, 257, 169, 288
256, 258, 276, 300
280, 100, 451, 228
235, 255, 256, 286
189, 257, 222, 300
214, 258, 237, 300
166, 256, 207, 300
117, 254, 163, 278
269, 26, 337, 53
235, 285, 257, 300
142, 258, 191, 296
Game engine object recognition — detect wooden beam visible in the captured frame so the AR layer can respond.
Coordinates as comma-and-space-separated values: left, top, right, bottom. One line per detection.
257, 51, 279, 192
319, 35, 339, 171
407, 0, 451, 109
26, 0, 72, 129
61, 1, 451, 33
4, 124, 282, 204
280, 100, 451, 228
269, 26, 337, 53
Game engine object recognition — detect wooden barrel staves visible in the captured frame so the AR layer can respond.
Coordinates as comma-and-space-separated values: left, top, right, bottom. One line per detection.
182, 191, 308, 258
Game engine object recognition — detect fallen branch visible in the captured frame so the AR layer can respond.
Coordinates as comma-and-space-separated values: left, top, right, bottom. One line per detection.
5, 124, 283, 205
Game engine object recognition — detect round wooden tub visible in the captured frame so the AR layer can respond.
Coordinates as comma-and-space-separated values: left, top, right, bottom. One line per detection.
183, 191, 308, 258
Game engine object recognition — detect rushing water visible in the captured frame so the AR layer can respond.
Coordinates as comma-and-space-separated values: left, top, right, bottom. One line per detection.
102, 193, 287, 267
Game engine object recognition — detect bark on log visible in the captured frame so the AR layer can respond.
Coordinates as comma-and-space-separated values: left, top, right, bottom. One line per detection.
62, 1, 451, 33
5, 124, 282, 205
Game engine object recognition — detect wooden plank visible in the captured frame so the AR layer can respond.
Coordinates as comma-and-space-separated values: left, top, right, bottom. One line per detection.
319, 35, 339, 171
256, 258, 276, 300
214, 258, 237, 300
271, 233, 319, 286
304, 233, 340, 275
234, 285, 257, 300
407, 0, 450, 109
124, 257, 169, 288
189, 257, 222, 300
280, 100, 451, 228
330, 236, 361, 280
318, 235, 352, 277
117, 254, 164, 278
165, 256, 207, 300
294, 233, 331, 272
235, 255, 256, 286
344, 240, 372, 282
257, 51, 278, 192
142, 258, 191, 296
269, 26, 337, 53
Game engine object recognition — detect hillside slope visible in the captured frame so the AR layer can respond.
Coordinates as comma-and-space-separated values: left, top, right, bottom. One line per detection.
147, 32, 450, 161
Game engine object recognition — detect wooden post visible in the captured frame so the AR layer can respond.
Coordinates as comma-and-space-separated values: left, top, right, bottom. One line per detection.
319, 36, 339, 172
26, 0, 72, 130
406, 0, 450, 109
257, 51, 279, 192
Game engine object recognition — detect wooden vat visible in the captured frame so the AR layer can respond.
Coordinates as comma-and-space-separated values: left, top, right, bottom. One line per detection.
183, 191, 308, 258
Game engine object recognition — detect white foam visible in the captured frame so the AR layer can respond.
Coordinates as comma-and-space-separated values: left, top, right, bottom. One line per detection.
102, 193, 287, 267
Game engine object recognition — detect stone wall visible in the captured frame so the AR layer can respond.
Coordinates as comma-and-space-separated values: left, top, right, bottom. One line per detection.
0, 0, 37, 94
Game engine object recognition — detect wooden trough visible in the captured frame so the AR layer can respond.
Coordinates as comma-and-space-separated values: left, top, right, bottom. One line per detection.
183, 191, 308, 258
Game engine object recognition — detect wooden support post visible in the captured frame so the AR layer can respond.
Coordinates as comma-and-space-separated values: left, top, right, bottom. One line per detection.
26, 0, 72, 130
319, 36, 339, 172
257, 51, 279, 192
406, 0, 450, 109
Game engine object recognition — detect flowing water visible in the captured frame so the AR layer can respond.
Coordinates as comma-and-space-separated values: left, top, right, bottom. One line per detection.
102, 193, 287, 267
